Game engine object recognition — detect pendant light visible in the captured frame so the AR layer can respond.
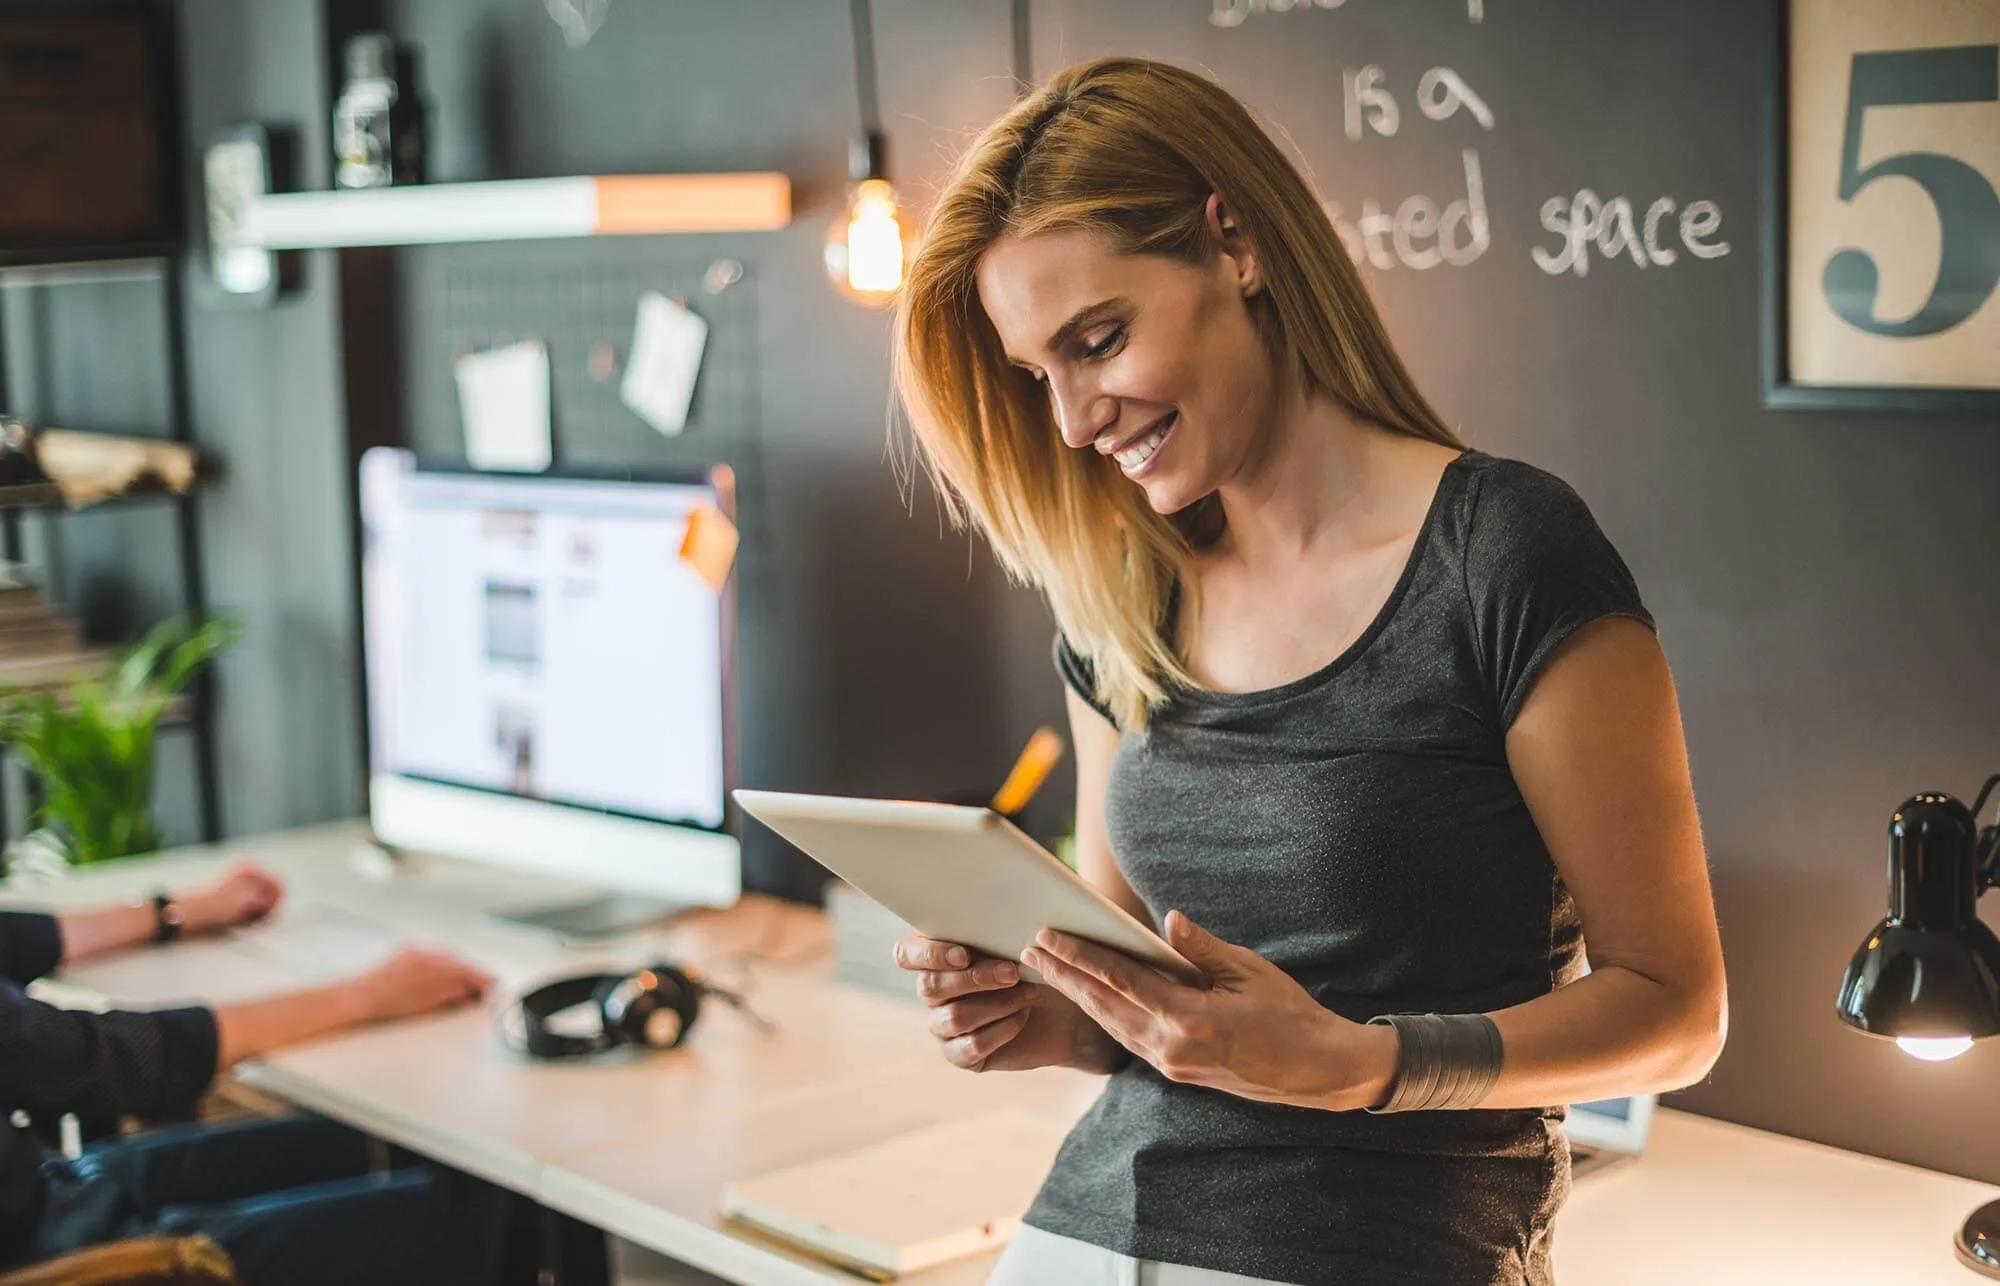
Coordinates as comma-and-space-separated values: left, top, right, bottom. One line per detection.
824, 0, 906, 307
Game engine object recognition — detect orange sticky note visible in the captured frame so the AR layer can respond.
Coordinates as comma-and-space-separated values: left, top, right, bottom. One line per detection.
679, 504, 739, 592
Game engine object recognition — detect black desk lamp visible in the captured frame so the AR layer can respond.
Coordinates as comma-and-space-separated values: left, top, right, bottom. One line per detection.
1836, 776, 2000, 1276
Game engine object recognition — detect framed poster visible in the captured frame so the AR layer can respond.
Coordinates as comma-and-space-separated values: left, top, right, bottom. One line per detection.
1765, 1, 2000, 411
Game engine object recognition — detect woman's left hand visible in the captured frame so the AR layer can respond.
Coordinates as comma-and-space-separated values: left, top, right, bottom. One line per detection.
1023, 911, 1398, 1112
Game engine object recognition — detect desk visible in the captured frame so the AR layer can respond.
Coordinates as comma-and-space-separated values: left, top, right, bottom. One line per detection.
8, 822, 1995, 1285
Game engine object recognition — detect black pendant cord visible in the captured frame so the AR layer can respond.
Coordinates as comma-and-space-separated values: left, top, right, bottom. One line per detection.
1010, 0, 1032, 98
849, 0, 882, 136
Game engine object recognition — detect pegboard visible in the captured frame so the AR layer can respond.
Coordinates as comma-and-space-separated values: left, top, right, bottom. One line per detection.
400, 241, 769, 578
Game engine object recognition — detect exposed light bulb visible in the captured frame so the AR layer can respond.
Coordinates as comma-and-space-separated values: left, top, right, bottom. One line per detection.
1896, 1035, 1975, 1062
844, 179, 905, 294
825, 178, 906, 307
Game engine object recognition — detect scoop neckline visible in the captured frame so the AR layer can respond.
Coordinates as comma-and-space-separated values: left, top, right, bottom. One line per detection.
1170, 449, 1478, 710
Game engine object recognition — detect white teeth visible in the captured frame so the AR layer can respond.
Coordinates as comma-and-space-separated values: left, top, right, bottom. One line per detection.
1114, 417, 1173, 469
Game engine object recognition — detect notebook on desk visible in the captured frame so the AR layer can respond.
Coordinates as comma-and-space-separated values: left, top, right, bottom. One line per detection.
719, 1111, 1070, 1279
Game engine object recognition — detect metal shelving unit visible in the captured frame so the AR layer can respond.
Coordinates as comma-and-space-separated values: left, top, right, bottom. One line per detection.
0, 258, 223, 848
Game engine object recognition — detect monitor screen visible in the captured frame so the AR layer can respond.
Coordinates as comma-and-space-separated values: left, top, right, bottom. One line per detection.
360, 450, 727, 832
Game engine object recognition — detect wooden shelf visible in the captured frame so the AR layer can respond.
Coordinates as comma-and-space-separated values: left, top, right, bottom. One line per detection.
236, 173, 793, 249
0, 476, 206, 513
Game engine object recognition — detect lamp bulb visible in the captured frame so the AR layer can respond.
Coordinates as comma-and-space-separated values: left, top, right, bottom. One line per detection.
824, 178, 906, 308
1896, 1035, 1975, 1062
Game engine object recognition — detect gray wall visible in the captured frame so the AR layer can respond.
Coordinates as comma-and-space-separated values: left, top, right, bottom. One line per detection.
16, 0, 2000, 1185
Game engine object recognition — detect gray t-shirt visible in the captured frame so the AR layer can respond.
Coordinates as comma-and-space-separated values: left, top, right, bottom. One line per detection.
1027, 450, 1654, 1286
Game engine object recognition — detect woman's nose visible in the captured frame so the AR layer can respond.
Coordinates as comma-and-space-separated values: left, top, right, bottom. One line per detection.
1051, 381, 1115, 451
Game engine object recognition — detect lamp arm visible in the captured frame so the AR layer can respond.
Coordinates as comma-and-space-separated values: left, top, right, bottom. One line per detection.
1971, 774, 2000, 827
1975, 774, 2000, 896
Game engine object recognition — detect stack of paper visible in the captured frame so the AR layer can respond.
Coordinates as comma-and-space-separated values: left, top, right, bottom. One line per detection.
720, 1111, 1070, 1278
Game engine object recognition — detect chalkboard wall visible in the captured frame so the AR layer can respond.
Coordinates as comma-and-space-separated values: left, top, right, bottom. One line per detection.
15, 0, 1997, 1187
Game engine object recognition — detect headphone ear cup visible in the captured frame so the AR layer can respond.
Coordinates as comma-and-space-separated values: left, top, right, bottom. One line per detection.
595, 965, 703, 1050
515, 974, 618, 1059
658, 965, 703, 1046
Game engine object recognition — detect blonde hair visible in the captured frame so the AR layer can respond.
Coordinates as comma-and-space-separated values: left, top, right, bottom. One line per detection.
893, 57, 1460, 730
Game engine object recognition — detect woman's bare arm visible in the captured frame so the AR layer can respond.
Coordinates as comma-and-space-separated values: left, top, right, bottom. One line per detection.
1067, 688, 1152, 923
1479, 616, 1728, 1108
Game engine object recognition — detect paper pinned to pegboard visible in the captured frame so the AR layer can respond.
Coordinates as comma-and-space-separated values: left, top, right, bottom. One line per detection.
455, 340, 552, 472
620, 291, 708, 436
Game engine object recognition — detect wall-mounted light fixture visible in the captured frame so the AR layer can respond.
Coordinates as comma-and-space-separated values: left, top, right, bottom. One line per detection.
823, 0, 906, 308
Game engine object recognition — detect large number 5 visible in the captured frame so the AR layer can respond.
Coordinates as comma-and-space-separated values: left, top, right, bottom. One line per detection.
1822, 45, 2000, 337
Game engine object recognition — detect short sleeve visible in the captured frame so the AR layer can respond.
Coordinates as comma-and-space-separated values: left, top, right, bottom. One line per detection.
0, 912, 62, 986
1462, 460, 1655, 728
1053, 634, 1117, 726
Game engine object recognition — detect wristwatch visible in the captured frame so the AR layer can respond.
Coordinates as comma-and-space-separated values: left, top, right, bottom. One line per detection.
150, 892, 185, 944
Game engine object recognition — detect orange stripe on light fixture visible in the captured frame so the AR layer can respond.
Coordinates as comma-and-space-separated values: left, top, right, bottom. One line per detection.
595, 174, 791, 235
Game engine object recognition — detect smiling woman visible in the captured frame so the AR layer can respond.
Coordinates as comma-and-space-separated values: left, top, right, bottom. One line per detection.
890, 56, 1725, 1286
894, 57, 1463, 734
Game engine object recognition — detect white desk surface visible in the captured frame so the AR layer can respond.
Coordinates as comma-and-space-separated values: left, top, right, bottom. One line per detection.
8, 821, 1994, 1285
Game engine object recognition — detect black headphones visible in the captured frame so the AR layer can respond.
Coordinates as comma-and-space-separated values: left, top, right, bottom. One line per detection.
505, 962, 708, 1059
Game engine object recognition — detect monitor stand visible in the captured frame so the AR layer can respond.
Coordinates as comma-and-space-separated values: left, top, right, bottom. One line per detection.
492, 893, 692, 940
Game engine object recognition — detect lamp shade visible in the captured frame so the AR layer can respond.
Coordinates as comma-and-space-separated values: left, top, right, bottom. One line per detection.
1836, 793, 2000, 1040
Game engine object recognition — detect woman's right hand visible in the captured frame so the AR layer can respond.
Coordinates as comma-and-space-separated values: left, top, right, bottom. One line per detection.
894, 935, 1125, 1074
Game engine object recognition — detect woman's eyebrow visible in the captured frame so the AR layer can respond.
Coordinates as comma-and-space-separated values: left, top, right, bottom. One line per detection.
1043, 298, 1131, 354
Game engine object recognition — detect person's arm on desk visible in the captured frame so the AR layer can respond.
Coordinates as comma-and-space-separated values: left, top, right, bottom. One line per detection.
1, 948, 492, 1127
213, 948, 492, 1066
52, 861, 284, 965
894, 689, 1132, 1076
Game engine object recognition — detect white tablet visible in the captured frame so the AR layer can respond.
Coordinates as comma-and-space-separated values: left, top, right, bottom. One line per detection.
733, 789, 1203, 986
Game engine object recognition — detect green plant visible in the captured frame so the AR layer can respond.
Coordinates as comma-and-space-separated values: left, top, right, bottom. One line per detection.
0, 614, 241, 865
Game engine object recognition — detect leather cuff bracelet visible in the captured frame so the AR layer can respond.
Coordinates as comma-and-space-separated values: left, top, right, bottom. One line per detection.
1363, 1012, 1504, 1113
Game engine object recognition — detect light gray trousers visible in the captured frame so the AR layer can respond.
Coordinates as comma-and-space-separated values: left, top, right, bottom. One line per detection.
989, 1226, 1296, 1286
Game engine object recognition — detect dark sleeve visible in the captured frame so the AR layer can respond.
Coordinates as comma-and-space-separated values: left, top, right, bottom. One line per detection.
1053, 634, 1117, 726
0, 981, 219, 1123
0, 912, 63, 986
1462, 461, 1656, 728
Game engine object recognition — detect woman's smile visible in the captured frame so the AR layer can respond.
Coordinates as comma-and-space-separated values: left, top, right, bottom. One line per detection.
1109, 410, 1178, 478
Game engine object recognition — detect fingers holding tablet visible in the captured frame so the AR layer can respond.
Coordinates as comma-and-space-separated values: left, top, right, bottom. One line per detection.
894, 935, 1020, 1003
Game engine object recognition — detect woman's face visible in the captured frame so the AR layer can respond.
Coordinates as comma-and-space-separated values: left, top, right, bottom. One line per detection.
975, 209, 1276, 515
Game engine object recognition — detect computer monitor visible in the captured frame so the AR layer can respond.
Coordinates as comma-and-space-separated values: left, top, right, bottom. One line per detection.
1564, 1094, 1656, 1176
358, 448, 740, 932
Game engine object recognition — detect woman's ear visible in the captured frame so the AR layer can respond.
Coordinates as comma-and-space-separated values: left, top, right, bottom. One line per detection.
1205, 192, 1263, 297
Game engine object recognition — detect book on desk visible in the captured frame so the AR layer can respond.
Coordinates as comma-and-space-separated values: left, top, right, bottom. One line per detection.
719, 1110, 1070, 1279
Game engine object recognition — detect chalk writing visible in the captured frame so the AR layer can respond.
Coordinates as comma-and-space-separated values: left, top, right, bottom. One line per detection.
1326, 149, 1490, 270
1344, 66, 1399, 139
1417, 68, 1493, 130
1531, 192, 1731, 276
1344, 66, 1490, 141
1210, 0, 1484, 29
